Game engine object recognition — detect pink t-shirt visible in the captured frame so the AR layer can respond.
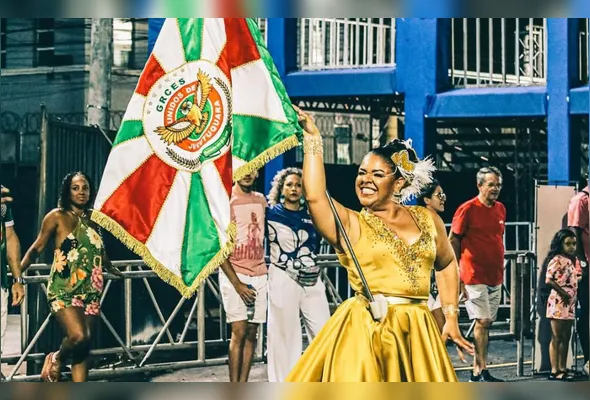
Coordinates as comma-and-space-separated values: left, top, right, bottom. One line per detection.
568, 187, 590, 262
228, 185, 267, 276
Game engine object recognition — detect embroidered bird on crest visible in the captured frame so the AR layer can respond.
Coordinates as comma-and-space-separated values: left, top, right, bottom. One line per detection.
155, 70, 212, 145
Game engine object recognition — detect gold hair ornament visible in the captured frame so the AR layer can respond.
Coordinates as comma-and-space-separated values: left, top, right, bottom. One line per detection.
391, 150, 416, 173
387, 139, 436, 204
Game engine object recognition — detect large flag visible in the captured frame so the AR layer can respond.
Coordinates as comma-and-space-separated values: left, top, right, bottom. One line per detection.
92, 18, 301, 298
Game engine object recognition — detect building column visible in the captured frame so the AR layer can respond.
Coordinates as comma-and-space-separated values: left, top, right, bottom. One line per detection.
395, 18, 451, 160
546, 18, 580, 185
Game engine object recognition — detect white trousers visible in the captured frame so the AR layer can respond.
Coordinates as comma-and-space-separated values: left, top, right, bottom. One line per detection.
266, 266, 331, 382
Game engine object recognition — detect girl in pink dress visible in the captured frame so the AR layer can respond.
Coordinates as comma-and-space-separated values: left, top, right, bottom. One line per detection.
544, 228, 583, 381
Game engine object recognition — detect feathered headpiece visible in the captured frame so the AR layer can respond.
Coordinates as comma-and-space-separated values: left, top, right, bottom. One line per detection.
390, 139, 436, 204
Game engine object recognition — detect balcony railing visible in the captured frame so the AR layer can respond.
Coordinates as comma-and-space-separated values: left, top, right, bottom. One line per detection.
450, 18, 547, 87
298, 18, 395, 70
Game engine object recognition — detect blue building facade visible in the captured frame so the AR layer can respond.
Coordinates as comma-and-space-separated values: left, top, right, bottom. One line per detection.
148, 18, 590, 222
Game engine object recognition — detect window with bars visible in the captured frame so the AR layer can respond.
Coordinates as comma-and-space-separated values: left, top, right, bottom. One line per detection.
298, 18, 396, 70
450, 18, 547, 87
35, 18, 55, 67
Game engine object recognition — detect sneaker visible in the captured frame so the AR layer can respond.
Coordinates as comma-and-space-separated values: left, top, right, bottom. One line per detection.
584, 361, 589, 376
480, 369, 504, 382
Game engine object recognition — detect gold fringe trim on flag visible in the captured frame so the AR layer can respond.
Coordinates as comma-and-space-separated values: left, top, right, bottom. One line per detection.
91, 210, 237, 299
233, 134, 300, 183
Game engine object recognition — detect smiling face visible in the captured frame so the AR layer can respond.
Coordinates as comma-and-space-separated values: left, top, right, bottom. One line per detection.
355, 153, 404, 209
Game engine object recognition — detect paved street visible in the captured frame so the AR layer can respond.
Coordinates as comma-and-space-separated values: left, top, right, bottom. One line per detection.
3, 314, 588, 382
147, 338, 587, 382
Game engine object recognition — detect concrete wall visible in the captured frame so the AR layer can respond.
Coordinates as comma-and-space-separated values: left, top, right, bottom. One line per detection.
1, 18, 149, 116
1, 69, 88, 116
4, 19, 35, 69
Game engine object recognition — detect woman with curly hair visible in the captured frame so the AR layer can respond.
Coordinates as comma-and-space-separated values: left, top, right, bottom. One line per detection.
265, 167, 331, 382
20, 171, 122, 382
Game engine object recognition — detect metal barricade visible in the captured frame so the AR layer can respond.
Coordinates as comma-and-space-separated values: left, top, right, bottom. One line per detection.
2, 261, 247, 381
1, 257, 343, 382
509, 251, 535, 377
2, 251, 535, 381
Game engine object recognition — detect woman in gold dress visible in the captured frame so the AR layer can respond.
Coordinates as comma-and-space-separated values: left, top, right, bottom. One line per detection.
286, 107, 474, 382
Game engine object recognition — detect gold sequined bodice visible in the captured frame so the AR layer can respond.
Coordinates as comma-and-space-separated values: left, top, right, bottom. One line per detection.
336, 206, 437, 299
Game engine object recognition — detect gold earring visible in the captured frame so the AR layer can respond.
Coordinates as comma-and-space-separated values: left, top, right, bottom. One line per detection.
391, 191, 402, 204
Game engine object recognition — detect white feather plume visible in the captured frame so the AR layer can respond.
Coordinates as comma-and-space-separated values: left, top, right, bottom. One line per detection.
399, 156, 436, 203
393, 139, 436, 204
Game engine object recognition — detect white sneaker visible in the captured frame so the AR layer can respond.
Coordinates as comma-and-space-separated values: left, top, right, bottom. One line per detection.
584, 361, 589, 376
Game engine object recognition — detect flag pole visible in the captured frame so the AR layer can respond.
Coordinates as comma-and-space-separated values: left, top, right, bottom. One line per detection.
325, 190, 374, 303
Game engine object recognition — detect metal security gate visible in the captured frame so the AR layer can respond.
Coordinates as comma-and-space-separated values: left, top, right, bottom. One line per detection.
37, 106, 113, 225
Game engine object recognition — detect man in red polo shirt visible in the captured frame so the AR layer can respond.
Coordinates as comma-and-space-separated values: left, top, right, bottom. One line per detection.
450, 167, 506, 383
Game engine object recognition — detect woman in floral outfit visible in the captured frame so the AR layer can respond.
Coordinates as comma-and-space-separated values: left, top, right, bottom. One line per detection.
21, 172, 122, 382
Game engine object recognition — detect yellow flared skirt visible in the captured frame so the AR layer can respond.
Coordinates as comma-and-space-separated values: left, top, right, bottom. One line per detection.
285, 296, 457, 382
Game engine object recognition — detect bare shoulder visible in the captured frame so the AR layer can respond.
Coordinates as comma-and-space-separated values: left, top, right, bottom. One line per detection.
45, 208, 65, 222
38, 209, 63, 235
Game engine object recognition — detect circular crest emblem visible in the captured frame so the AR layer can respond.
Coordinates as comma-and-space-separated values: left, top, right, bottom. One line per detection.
144, 61, 231, 172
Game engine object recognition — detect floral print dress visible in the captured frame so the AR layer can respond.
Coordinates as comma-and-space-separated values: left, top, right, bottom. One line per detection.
47, 216, 105, 316
546, 255, 582, 320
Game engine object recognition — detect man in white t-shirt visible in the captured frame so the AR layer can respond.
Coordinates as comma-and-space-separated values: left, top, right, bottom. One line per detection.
218, 172, 267, 382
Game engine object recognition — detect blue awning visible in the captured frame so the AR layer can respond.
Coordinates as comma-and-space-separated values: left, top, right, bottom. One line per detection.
426, 86, 548, 118
285, 67, 398, 98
